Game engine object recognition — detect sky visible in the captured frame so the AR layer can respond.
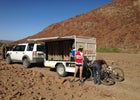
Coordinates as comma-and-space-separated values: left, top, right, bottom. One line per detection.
0, 0, 113, 41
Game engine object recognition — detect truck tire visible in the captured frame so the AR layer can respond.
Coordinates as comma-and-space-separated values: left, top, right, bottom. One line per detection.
6, 55, 12, 64
23, 58, 30, 68
56, 64, 67, 77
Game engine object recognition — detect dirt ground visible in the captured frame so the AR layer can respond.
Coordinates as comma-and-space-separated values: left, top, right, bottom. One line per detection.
0, 53, 140, 100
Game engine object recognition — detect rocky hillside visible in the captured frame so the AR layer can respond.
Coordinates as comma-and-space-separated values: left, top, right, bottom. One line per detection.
0, 40, 14, 44
15, 0, 140, 53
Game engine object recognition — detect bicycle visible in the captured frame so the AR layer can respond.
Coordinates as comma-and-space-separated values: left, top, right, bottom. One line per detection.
83, 61, 125, 86
83, 62, 93, 81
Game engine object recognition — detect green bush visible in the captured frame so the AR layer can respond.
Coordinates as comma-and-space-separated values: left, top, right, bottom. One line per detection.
97, 48, 120, 53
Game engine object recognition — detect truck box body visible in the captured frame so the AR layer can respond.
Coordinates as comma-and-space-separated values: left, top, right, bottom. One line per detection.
28, 35, 96, 76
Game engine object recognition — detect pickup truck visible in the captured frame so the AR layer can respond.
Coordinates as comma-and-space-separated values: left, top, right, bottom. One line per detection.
6, 43, 44, 68
28, 35, 96, 76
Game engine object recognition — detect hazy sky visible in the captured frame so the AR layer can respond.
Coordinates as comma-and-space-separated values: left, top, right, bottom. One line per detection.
0, 0, 112, 41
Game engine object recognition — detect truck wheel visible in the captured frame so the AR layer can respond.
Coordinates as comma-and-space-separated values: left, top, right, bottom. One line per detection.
56, 64, 67, 77
23, 58, 30, 68
6, 55, 12, 64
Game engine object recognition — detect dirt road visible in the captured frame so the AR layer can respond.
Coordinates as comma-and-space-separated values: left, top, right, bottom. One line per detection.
0, 53, 140, 100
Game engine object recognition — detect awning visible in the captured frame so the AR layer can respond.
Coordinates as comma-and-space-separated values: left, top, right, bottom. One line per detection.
28, 35, 76, 42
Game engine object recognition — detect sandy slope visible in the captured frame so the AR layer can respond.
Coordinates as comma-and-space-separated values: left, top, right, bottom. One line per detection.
0, 53, 140, 100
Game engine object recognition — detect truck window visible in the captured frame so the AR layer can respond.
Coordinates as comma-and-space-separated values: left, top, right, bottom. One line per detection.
13, 45, 26, 51
27, 44, 34, 51
37, 45, 44, 52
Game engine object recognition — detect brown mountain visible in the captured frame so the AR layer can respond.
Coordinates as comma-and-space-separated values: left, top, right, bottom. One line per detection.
0, 40, 14, 44
15, 0, 140, 53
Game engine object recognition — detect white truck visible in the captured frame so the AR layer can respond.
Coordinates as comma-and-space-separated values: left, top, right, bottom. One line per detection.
29, 35, 96, 76
6, 43, 44, 68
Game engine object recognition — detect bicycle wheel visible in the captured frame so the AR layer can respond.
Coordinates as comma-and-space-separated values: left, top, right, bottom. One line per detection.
84, 67, 93, 81
101, 71, 115, 86
111, 67, 124, 82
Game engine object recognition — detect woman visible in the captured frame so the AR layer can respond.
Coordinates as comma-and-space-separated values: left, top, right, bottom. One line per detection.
72, 46, 84, 84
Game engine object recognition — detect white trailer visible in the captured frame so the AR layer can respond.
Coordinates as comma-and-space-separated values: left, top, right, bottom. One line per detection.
28, 35, 96, 76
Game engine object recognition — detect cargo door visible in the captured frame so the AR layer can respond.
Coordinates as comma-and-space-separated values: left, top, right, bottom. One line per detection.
76, 37, 96, 61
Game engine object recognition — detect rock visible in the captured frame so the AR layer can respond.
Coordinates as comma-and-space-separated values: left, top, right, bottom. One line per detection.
62, 80, 71, 89
0, 66, 5, 70
39, 96, 46, 100
55, 77, 62, 83
42, 77, 50, 84
32, 71, 45, 79
60, 78, 67, 84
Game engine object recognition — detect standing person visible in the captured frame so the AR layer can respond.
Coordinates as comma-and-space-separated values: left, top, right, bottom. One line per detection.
72, 46, 84, 84
71, 46, 76, 61
92, 60, 108, 85
2, 45, 6, 59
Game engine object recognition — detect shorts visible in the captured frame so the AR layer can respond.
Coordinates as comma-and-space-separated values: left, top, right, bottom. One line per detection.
76, 64, 83, 67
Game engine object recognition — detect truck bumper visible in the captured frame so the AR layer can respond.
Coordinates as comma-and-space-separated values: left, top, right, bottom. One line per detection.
31, 58, 44, 63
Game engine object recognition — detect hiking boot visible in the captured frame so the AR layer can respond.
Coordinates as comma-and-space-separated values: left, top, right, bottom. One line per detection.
79, 79, 84, 84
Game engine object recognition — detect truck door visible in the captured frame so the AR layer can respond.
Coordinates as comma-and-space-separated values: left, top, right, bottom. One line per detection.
11, 45, 26, 61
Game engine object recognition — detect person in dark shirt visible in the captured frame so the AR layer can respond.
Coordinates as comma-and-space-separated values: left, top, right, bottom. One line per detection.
92, 60, 108, 85
2, 47, 6, 59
